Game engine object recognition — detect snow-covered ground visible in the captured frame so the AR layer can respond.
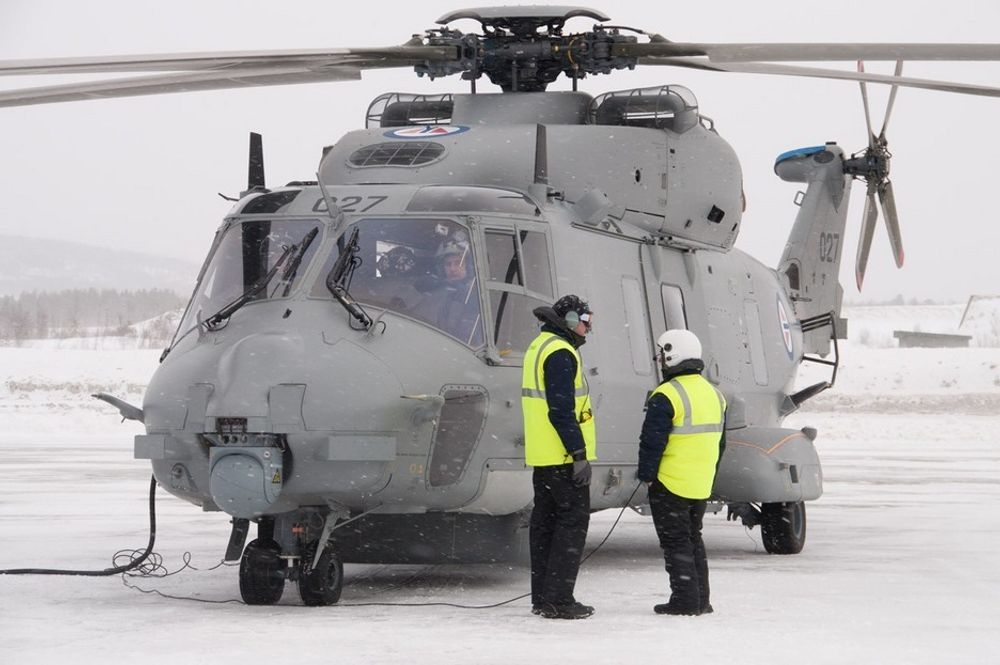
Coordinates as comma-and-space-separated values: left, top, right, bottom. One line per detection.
1, 309, 998, 664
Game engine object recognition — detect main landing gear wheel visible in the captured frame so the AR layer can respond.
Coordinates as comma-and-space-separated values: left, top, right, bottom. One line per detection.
298, 543, 344, 606
761, 501, 807, 554
239, 538, 286, 605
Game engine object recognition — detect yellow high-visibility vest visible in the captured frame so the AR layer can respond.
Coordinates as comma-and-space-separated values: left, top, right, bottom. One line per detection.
521, 331, 596, 466
652, 374, 726, 499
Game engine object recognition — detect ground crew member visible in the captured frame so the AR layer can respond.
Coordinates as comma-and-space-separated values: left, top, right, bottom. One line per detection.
637, 329, 726, 616
522, 294, 596, 620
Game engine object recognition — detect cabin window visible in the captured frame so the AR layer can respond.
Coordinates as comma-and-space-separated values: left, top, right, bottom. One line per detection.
177, 218, 321, 339
621, 276, 653, 375
483, 226, 554, 361
660, 284, 688, 329
784, 262, 800, 292
310, 217, 484, 348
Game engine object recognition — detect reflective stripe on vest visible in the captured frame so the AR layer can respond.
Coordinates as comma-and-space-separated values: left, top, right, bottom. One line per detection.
521, 331, 596, 466
653, 374, 726, 499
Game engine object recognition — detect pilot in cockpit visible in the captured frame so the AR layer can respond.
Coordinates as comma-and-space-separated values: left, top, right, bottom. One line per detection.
416, 232, 483, 346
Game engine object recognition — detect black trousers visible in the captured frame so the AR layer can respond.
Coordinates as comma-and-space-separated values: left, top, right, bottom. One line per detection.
530, 464, 591, 606
647, 479, 709, 610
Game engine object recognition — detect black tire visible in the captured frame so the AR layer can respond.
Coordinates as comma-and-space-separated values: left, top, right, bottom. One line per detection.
761, 501, 807, 554
298, 544, 344, 607
239, 538, 285, 605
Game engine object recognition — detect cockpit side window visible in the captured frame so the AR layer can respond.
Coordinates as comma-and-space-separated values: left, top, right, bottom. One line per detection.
520, 231, 553, 297
310, 217, 484, 348
176, 218, 321, 338
483, 225, 554, 362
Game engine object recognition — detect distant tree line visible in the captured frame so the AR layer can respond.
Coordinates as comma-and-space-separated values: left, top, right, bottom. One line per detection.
843, 294, 954, 307
0, 288, 184, 345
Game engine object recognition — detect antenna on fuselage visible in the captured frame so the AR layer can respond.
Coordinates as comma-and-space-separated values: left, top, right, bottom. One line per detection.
533, 124, 548, 185
240, 132, 269, 197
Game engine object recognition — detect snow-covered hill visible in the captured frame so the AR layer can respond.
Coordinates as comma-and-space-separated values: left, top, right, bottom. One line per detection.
0, 234, 199, 296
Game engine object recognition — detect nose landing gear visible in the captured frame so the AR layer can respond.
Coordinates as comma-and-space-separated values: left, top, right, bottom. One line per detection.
298, 543, 345, 606
238, 538, 285, 605
237, 518, 345, 606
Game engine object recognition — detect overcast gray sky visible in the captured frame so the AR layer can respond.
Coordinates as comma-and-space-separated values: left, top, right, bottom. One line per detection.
2, 0, 999, 303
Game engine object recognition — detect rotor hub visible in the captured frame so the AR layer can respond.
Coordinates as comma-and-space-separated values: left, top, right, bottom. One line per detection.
844, 143, 892, 183
415, 8, 639, 92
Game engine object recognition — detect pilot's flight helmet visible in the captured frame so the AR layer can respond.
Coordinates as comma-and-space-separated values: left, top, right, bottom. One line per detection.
553, 294, 592, 329
656, 329, 702, 368
435, 231, 470, 260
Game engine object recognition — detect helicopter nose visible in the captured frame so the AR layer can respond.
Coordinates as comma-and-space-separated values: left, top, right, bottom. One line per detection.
210, 331, 405, 442
214, 333, 306, 415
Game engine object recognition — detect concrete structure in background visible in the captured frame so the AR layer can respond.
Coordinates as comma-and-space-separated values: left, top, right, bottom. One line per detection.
893, 330, 972, 348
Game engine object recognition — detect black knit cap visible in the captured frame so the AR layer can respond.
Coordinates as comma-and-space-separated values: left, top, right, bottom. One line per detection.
553, 294, 591, 318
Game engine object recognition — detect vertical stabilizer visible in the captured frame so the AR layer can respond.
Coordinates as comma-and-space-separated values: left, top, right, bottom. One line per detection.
775, 144, 852, 356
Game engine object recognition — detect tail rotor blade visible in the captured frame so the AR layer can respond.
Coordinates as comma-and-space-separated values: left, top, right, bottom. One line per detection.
878, 180, 905, 268
856, 182, 879, 290
880, 59, 904, 141
857, 60, 877, 146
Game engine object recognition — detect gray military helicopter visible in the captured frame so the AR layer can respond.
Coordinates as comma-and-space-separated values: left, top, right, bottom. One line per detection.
3, 6, 1000, 605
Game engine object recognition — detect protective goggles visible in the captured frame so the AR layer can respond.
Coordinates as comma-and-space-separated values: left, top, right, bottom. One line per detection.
579, 312, 593, 331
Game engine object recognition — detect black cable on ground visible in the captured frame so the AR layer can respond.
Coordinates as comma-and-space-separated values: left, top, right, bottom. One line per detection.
4, 472, 642, 610
0, 475, 157, 577
333, 481, 644, 609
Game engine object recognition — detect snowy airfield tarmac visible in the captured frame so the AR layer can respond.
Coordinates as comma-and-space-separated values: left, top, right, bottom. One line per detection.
1, 309, 998, 665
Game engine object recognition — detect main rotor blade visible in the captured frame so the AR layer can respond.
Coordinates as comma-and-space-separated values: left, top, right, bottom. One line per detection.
0, 45, 456, 77
0, 67, 361, 108
856, 183, 880, 291
878, 180, 905, 268
621, 42, 1000, 63
641, 57, 1000, 98
881, 60, 904, 140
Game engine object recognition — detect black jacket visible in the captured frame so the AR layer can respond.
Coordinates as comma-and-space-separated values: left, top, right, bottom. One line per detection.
636, 359, 727, 483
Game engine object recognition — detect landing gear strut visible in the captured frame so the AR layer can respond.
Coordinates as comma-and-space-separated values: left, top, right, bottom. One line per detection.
761, 501, 807, 554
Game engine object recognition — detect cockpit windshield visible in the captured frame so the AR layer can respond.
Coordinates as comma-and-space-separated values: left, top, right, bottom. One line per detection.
177, 218, 322, 336
311, 217, 484, 348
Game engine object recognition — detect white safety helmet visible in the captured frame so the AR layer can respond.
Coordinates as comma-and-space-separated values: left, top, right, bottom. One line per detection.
656, 329, 702, 368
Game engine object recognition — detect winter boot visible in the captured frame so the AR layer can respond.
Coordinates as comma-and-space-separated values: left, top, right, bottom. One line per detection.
539, 601, 595, 619
653, 600, 701, 616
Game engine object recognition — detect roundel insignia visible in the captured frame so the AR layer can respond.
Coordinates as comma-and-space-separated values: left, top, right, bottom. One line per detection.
384, 125, 469, 139
777, 296, 794, 359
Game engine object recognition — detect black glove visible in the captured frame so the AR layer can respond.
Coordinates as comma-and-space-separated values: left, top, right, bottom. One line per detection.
726, 502, 760, 529
571, 451, 591, 487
